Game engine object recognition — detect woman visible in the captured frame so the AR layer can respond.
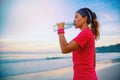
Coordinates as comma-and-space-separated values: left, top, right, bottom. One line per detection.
56, 8, 100, 80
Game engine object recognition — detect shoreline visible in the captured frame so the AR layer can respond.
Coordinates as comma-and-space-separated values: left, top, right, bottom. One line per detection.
1, 59, 120, 80
96, 59, 118, 70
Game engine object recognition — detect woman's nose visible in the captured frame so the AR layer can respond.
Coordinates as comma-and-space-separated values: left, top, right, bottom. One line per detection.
74, 19, 76, 23
73, 20, 76, 25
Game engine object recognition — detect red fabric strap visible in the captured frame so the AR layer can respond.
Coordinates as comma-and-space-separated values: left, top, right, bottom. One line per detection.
57, 28, 64, 34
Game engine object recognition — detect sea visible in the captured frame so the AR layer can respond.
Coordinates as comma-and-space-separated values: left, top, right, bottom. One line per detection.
0, 52, 120, 77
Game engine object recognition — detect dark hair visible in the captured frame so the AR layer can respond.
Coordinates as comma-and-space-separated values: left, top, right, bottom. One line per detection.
78, 8, 100, 40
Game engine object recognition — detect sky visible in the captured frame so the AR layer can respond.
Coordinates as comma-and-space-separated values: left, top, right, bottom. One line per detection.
0, 0, 120, 52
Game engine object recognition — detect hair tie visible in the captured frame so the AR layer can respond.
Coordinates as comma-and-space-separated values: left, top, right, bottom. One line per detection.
85, 9, 92, 23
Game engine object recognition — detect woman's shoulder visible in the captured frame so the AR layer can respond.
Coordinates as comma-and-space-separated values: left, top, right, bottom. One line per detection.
79, 28, 93, 36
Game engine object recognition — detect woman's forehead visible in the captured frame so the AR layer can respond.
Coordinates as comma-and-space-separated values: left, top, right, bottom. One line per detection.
75, 13, 82, 17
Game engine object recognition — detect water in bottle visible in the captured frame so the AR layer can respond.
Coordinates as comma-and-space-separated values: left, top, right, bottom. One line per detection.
53, 22, 74, 31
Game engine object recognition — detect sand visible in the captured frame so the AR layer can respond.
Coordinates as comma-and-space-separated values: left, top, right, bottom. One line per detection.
97, 63, 120, 80
0, 61, 120, 80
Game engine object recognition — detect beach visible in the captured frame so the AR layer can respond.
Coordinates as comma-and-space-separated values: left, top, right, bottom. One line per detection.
1, 59, 120, 80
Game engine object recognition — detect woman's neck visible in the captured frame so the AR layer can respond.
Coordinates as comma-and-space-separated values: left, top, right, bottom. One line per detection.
80, 23, 88, 31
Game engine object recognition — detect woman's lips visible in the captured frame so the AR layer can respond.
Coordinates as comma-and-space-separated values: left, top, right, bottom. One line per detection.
74, 23, 76, 26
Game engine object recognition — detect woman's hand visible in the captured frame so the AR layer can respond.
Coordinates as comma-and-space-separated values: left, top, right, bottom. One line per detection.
57, 22, 65, 29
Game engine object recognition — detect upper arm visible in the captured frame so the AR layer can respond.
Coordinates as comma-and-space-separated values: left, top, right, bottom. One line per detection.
73, 31, 91, 48
62, 31, 91, 54
62, 40, 79, 54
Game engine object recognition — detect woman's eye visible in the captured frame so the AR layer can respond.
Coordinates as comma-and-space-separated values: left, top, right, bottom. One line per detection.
75, 16, 77, 18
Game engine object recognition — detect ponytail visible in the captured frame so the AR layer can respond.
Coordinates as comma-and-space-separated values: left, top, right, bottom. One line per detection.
81, 8, 100, 40
91, 12, 100, 40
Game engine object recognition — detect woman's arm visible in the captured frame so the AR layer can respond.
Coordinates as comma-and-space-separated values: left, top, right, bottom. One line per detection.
94, 52, 96, 68
57, 22, 79, 54
59, 34, 79, 54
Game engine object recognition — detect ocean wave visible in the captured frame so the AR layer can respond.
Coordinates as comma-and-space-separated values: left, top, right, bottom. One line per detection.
0, 56, 71, 63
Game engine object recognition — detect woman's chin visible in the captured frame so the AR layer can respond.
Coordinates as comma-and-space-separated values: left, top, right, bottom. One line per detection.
74, 26, 79, 28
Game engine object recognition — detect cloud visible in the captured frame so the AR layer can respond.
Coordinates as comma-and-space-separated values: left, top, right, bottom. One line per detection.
1, 0, 74, 41
0, 0, 120, 52
98, 11, 120, 24
100, 22, 120, 36
0, 40, 60, 52
96, 35, 120, 47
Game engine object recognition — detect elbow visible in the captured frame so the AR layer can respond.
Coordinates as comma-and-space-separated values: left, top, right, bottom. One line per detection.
61, 49, 70, 54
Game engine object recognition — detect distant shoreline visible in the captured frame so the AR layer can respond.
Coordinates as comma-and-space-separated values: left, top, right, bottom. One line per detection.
96, 44, 120, 53
0, 44, 120, 53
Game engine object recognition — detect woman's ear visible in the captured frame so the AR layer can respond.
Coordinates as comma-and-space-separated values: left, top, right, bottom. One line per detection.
83, 16, 88, 23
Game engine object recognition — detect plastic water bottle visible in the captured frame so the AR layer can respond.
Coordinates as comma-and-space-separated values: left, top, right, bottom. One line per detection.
53, 22, 74, 31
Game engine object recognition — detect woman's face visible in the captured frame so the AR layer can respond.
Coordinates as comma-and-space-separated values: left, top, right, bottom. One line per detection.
74, 13, 86, 28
